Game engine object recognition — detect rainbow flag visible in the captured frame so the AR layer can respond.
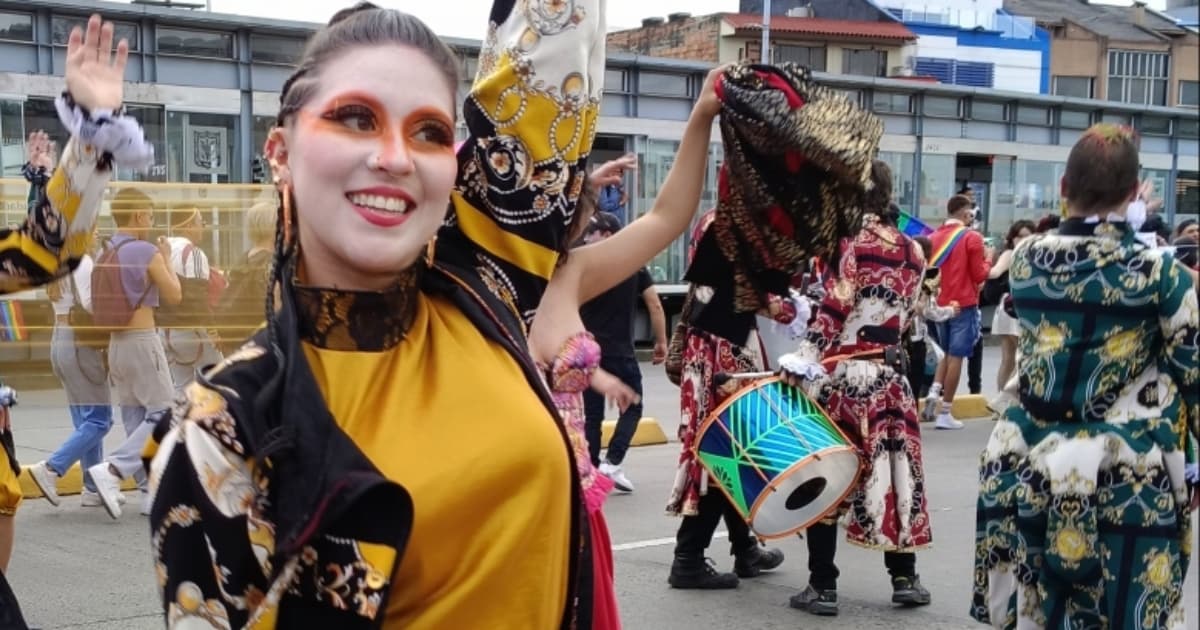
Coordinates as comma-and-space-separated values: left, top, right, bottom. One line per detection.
898, 210, 932, 238
0, 301, 26, 342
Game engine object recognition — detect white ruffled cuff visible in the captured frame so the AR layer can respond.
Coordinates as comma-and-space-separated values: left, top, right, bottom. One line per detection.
55, 93, 154, 170
777, 352, 826, 381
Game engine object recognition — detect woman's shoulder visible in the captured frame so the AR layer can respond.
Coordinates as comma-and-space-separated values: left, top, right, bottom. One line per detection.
152, 340, 276, 458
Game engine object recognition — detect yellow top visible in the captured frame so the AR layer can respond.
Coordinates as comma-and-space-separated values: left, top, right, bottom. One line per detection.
302, 291, 570, 629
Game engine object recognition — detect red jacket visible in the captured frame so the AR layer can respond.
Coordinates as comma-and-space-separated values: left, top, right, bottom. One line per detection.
929, 219, 990, 308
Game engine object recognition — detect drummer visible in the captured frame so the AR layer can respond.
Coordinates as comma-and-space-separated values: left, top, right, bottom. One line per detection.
778, 160, 934, 616
665, 209, 789, 589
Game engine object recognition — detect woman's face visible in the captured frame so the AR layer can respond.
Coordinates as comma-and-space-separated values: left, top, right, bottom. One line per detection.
268, 44, 457, 290
1013, 228, 1033, 247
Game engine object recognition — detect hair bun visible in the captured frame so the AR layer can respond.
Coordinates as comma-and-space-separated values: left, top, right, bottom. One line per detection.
328, 1, 381, 26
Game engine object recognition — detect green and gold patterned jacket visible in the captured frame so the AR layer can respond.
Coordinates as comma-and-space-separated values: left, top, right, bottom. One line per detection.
973, 218, 1199, 629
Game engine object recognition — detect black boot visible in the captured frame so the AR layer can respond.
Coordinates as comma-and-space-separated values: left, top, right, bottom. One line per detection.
891, 575, 931, 606
789, 585, 838, 616
733, 545, 784, 578
668, 554, 739, 589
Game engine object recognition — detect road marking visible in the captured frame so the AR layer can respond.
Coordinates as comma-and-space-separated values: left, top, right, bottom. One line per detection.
612, 531, 728, 552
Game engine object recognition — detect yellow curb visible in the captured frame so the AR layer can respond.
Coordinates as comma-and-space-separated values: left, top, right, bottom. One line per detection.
19, 462, 140, 500
600, 417, 668, 448
919, 394, 992, 420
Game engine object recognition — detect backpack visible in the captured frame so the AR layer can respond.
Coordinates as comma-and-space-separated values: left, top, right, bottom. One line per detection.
214, 249, 272, 352
90, 239, 153, 330
157, 244, 222, 329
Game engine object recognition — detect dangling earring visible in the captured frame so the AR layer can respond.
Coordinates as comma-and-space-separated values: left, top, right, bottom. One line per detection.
280, 183, 295, 249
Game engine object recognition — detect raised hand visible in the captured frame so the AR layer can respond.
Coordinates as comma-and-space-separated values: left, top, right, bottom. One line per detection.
694, 64, 730, 120
590, 153, 637, 189
25, 130, 54, 170
65, 14, 129, 112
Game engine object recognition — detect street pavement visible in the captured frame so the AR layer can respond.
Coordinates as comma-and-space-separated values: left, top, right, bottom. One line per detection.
6, 345, 1198, 629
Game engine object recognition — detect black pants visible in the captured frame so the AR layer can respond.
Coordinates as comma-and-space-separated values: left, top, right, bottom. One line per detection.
804, 521, 916, 591
583, 355, 644, 466
904, 336, 927, 398
0, 570, 28, 630
675, 486, 759, 558
968, 336, 983, 395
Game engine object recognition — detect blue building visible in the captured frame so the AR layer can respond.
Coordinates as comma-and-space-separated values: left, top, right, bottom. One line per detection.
875, 0, 1051, 93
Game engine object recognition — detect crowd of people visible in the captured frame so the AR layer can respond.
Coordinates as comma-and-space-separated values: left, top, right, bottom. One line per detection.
0, 2, 1195, 629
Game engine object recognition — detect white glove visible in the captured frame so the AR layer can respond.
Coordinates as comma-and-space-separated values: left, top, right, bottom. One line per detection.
1125, 199, 1147, 232
777, 352, 826, 381
56, 95, 155, 170
786, 291, 812, 340
1186, 463, 1199, 485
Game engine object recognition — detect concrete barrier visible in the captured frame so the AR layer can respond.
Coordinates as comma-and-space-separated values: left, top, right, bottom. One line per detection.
918, 394, 992, 420
600, 417, 669, 448
19, 463, 139, 500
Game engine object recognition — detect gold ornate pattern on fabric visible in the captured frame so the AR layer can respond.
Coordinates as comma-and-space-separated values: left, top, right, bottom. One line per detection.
971, 219, 1199, 629
702, 62, 883, 314
293, 266, 421, 352
442, 0, 605, 322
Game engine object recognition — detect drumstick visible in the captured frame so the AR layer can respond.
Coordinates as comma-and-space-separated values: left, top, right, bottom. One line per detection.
717, 371, 775, 383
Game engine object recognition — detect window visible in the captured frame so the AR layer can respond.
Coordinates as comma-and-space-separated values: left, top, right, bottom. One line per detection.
0, 11, 32, 42
843, 49, 887, 77
604, 68, 627, 92
923, 96, 961, 118
638, 71, 689, 96
872, 91, 912, 114
1181, 80, 1199, 108
157, 27, 234, 58
1106, 50, 1168, 106
250, 34, 304, 65
1101, 111, 1130, 125
462, 55, 479, 82
1180, 117, 1199, 139
1059, 109, 1091, 129
1139, 116, 1172, 136
1, 100, 24, 179
53, 16, 140, 50
774, 44, 826, 72
1053, 76, 1094, 99
971, 100, 1008, 122
167, 110, 239, 183
118, 105, 166, 182
836, 89, 861, 107
915, 57, 954, 83
1017, 105, 1049, 125
915, 57, 994, 88
955, 61, 995, 88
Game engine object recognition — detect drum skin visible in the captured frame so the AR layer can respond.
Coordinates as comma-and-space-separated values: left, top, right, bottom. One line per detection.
694, 377, 862, 539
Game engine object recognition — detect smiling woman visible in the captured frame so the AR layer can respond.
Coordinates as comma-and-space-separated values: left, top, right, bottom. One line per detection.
142, 1, 607, 629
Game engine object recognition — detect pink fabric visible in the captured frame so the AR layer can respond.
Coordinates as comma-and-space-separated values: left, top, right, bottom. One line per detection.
589, 509, 620, 630
544, 332, 614, 510
541, 332, 620, 627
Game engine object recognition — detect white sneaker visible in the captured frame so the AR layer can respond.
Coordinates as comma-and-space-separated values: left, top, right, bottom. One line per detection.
86, 462, 124, 519
935, 414, 965, 430
921, 390, 942, 423
28, 461, 61, 506
140, 490, 152, 516
81, 489, 127, 508
599, 462, 634, 493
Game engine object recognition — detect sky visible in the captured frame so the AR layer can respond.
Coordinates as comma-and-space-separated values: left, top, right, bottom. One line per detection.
187, 0, 1170, 40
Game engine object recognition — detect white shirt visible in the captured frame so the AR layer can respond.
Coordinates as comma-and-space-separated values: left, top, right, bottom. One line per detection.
167, 236, 211, 279
51, 254, 93, 316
